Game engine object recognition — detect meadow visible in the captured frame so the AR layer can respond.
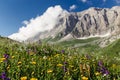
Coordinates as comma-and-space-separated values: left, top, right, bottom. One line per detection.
0, 37, 120, 80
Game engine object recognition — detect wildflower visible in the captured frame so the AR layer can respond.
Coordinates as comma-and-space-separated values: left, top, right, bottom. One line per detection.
82, 76, 88, 80
112, 64, 116, 68
30, 78, 38, 80
62, 66, 67, 72
18, 61, 22, 65
95, 72, 100, 76
57, 64, 63, 67
73, 69, 77, 72
4, 53, 9, 59
11, 56, 15, 59
31, 72, 34, 75
54, 54, 59, 57
47, 70, 53, 73
7, 65, 10, 70
98, 62, 109, 76
61, 50, 65, 53
69, 65, 74, 68
0, 58, 6, 62
64, 61, 67, 65
20, 76, 27, 80
98, 60, 103, 67
31, 61, 36, 65
0, 72, 10, 80
43, 56, 47, 59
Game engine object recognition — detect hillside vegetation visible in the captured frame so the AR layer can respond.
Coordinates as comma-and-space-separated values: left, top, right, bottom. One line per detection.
0, 37, 120, 80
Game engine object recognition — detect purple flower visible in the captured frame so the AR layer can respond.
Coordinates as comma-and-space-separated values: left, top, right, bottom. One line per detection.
64, 61, 67, 65
61, 50, 65, 53
98, 60, 103, 67
100, 67, 109, 75
4, 54, 9, 59
0, 72, 6, 79
62, 66, 67, 72
0, 72, 10, 80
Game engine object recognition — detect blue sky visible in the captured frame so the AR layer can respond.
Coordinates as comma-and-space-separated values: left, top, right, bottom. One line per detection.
0, 0, 120, 37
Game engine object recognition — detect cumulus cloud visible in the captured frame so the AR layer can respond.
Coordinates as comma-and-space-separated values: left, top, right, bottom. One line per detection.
9, 5, 68, 42
69, 5, 77, 11
81, 0, 87, 3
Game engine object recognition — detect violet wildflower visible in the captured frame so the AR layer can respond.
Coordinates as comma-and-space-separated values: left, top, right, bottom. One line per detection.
98, 61, 109, 76
64, 61, 67, 65
98, 60, 103, 67
101, 67, 109, 75
61, 50, 65, 53
0, 72, 6, 79
4, 54, 9, 59
0, 72, 10, 80
63, 66, 67, 72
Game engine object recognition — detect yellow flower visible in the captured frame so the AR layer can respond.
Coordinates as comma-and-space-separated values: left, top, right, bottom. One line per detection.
7, 65, 10, 70
82, 76, 88, 80
70, 65, 74, 68
31, 61, 36, 65
47, 69, 53, 73
11, 56, 15, 59
95, 72, 100, 76
57, 64, 63, 67
73, 69, 77, 72
18, 61, 22, 65
30, 78, 38, 80
54, 54, 59, 57
112, 64, 116, 68
20, 76, 27, 80
31, 71, 34, 75
0, 58, 6, 62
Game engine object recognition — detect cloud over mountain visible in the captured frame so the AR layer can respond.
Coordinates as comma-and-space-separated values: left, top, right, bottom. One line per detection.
69, 5, 77, 11
9, 5, 68, 42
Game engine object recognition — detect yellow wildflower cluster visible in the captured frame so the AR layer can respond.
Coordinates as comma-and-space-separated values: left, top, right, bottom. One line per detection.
47, 69, 53, 73
57, 64, 63, 67
18, 61, 22, 65
11, 56, 15, 59
20, 76, 27, 80
95, 72, 100, 76
30, 78, 38, 80
82, 76, 88, 80
0, 58, 6, 63
31, 61, 36, 65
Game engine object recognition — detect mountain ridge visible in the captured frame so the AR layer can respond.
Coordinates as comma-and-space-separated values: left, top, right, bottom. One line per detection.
9, 6, 120, 46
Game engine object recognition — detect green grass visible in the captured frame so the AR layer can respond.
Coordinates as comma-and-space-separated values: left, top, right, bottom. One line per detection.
0, 37, 120, 80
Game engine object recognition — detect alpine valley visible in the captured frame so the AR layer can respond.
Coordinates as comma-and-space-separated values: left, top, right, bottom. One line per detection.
20, 6, 120, 48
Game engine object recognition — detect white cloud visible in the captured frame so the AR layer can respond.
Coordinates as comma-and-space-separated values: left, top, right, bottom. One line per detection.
69, 5, 77, 11
115, 0, 120, 4
81, 0, 87, 3
103, 0, 106, 2
8, 5, 68, 42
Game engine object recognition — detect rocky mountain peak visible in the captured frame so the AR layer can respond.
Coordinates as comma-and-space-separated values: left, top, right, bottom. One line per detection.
16, 6, 120, 44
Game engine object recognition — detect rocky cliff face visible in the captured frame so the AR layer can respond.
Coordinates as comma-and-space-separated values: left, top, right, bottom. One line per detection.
27, 6, 120, 44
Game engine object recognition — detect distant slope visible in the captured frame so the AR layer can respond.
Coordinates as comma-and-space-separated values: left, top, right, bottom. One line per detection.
0, 36, 20, 46
104, 39, 120, 54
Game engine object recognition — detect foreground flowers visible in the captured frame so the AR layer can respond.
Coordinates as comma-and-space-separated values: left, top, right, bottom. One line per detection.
0, 44, 119, 80
30, 78, 38, 80
20, 76, 27, 80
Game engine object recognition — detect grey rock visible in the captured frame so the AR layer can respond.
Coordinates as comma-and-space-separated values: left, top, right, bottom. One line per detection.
27, 6, 120, 46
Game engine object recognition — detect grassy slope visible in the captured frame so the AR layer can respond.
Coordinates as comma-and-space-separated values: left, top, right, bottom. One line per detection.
103, 39, 120, 55
0, 36, 21, 54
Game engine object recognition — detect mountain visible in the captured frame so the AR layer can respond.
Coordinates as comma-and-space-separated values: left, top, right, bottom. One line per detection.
11, 6, 120, 46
